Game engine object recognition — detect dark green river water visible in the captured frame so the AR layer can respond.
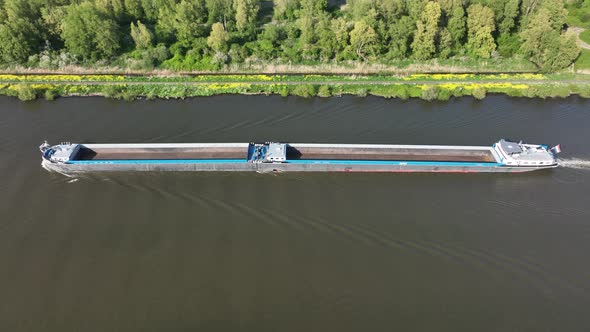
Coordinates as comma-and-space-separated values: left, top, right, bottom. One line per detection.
0, 95, 589, 331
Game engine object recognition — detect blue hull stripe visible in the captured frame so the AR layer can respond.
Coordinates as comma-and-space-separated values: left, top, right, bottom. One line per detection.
287, 160, 501, 167
67, 159, 246, 165
67, 159, 501, 167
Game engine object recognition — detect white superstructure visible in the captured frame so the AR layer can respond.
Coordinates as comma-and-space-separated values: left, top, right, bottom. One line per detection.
493, 139, 557, 167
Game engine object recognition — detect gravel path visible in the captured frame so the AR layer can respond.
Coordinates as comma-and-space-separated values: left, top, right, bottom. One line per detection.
569, 27, 590, 50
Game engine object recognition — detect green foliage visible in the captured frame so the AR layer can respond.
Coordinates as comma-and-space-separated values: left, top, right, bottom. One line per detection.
580, 29, 590, 44
131, 20, 153, 49
421, 86, 439, 101
125, 44, 170, 69
206, 0, 233, 25
447, 4, 466, 50
349, 21, 378, 61
520, 9, 581, 72
0, 0, 584, 73
499, 0, 520, 35
411, 1, 441, 60
291, 84, 316, 98
575, 49, 590, 70
273, 0, 299, 21
438, 28, 452, 59
579, 84, 590, 98
61, 2, 120, 60
472, 87, 486, 100
566, 0, 590, 29
4, 77, 590, 101
466, 4, 496, 58
15, 83, 36, 101
0, 0, 42, 65
234, 0, 259, 35
317, 85, 331, 97
496, 33, 520, 57
44, 89, 56, 101
207, 22, 228, 53
174, 0, 208, 44
386, 16, 413, 59
102, 84, 123, 98
0, 18, 40, 64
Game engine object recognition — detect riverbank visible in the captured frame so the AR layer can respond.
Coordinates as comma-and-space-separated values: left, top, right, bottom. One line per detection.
1, 73, 589, 101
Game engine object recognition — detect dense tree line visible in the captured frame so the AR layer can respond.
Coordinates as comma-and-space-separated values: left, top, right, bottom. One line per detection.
0, 0, 582, 72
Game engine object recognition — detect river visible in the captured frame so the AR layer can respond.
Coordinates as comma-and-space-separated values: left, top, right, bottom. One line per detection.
0, 95, 589, 331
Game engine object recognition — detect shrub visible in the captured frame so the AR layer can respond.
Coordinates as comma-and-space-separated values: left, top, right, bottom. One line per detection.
278, 86, 289, 97
291, 84, 316, 98
102, 85, 123, 98
120, 89, 139, 101
44, 89, 56, 101
497, 34, 520, 58
398, 88, 409, 100
317, 85, 331, 97
578, 85, 590, 98
437, 89, 452, 101
472, 87, 487, 100
549, 85, 571, 98
356, 87, 368, 97
421, 86, 439, 101
16, 84, 37, 101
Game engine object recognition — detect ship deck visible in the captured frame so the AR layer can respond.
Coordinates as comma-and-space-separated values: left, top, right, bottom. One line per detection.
76, 146, 247, 161
287, 146, 495, 162
74, 144, 497, 163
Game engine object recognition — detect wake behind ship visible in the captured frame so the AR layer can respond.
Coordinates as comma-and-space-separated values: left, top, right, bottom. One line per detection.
40, 139, 559, 174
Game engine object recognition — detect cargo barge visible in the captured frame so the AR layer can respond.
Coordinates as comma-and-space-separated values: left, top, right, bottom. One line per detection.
40, 139, 559, 174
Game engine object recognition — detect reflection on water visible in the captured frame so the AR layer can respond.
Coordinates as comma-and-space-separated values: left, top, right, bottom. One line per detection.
0, 95, 590, 332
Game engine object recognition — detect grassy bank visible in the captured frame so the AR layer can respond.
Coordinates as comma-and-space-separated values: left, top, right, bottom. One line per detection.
1, 57, 541, 76
575, 50, 590, 71
0, 73, 555, 83
1, 74, 589, 101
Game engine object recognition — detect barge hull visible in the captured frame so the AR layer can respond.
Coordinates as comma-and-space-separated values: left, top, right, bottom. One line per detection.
42, 159, 556, 174
40, 141, 559, 174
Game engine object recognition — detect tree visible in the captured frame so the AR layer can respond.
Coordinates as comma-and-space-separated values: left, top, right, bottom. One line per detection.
377, 0, 405, 23
538, 0, 567, 31
299, 0, 326, 15
387, 15, 413, 59
466, 4, 496, 58
0, 18, 40, 64
331, 17, 350, 59
61, 2, 121, 60
498, 0, 519, 35
174, 0, 207, 44
0, 0, 43, 64
272, 0, 299, 21
296, 0, 326, 60
206, 0, 233, 27
41, 5, 68, 41
131, 20, 153, 49
411, 1, 441, 60
316, 14, 336, 60
207, 22, 228, 52
347, 0, 375, 21
349, 20, 378, 61
438, 28, 452, 59
447, 3, 465, 50
124, 0, 144, 19
234, 0, 259, 34
520, 8, 580, 72
95, 0, 126, 19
